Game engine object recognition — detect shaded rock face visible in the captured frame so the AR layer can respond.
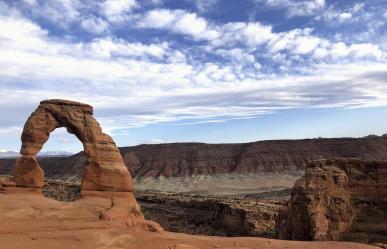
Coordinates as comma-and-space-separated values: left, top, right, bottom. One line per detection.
276, 159, 387, 244
15, 99, 132, 192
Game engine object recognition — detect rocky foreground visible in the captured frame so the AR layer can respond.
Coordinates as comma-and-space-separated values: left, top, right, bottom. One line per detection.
0, 182, 378, 249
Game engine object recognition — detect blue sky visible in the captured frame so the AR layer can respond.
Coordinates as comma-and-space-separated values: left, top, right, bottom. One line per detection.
0, 0, 386, 153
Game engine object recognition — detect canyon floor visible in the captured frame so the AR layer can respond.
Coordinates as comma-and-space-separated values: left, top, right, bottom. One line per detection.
134, 172, 303, 196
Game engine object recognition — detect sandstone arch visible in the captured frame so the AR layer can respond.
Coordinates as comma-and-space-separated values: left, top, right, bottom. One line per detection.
14, 99, 132, 192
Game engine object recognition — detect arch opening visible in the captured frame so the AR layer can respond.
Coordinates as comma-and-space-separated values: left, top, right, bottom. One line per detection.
39, 128, 83, 202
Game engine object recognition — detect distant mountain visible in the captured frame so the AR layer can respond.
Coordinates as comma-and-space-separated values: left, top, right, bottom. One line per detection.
0, 151, 20, 158
37, 151, 74, 157
0, 150, 73, 158
2, 136, 387, 181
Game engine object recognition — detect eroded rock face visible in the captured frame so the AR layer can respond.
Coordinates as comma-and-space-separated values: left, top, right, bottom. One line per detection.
277, 159, 387, 244
15, 99, 132, 192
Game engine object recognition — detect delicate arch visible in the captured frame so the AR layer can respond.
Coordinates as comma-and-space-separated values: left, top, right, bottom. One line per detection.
14, 99, 133, 192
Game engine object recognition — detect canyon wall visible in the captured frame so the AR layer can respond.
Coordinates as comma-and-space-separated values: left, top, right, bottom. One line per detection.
2, 136, 387, 180
276, 159, 387, 244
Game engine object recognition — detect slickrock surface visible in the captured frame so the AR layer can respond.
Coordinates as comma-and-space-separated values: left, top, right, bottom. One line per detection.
0, 187, 378, 249
277, 159, 387, 244
3, 136, 387, 181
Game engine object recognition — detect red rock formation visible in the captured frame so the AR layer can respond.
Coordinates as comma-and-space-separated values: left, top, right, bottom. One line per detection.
14, 156, 44, 188
8, 99, 161, 231
15, 99, 132, 192
276, 159, 387, 244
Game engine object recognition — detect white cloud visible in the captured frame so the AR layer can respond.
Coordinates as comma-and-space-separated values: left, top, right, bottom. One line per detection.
80, 16, 110, 34
135, 9, 385, 64
314, 42, 383, 60
134, 5, 385, 64
138, 8, 175, 28
338, 12, 352, 22
215, 48, 255, 65
257, 0, 325, 17
319, 3, 364, 24
219, 22, 274, 47
137, 9, 220, 40
268, 28, 321, 55
29, 0, 81, 27
101, 0, 137, 22
87, 38, 169, 59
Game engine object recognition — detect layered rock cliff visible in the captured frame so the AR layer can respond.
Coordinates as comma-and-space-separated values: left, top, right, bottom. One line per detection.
276, 159, 387, 244
2, 136, 387, 180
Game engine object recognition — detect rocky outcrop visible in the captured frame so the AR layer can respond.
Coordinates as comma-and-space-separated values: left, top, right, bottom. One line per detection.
16, 99, 132, 192
4, 99, 161, 232
3, 136, 387, 181
276, 159, 387, 244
